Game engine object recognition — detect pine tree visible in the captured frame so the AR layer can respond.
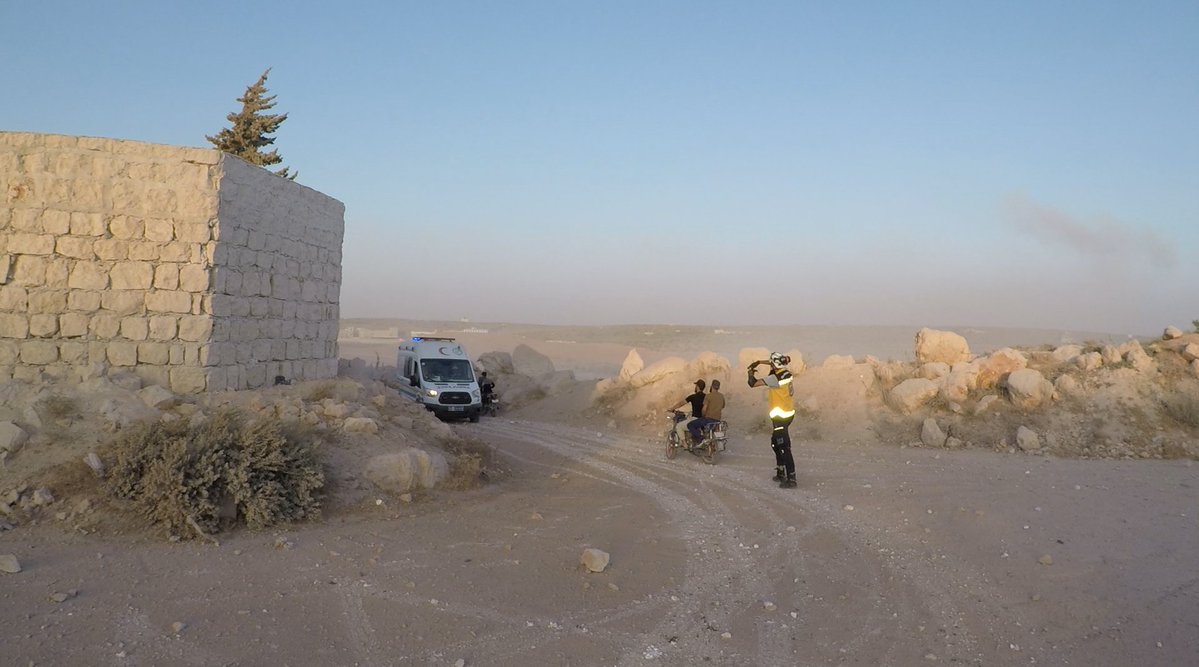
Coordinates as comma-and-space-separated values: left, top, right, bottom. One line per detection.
206, 68, 296, 179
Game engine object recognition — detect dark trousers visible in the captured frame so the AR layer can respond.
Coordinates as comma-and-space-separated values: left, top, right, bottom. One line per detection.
771, 415, 795, 476
688, 417, 718, 441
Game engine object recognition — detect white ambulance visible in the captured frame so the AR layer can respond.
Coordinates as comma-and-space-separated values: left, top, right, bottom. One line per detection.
395, 337, 483, 422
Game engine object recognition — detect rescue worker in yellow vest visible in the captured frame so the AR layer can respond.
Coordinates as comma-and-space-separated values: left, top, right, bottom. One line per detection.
748, 352, 797, 488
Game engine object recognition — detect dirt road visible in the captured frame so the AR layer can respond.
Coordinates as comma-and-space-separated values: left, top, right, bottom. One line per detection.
2, 418, 1196, 666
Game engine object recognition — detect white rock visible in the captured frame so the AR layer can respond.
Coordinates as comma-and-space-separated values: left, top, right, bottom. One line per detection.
976, 348, 1028, 389
618, 349, 644, 382
889, 378, 940, 414
1005, 369, 1054, 409
1181, 343, 1199, 363
921, 418, 947, 448
1053, 374, 1079, 398
365, 448, 449, 493
914, 328, 971, 365
1074, 352, 1103, 371
137, 384, 178, 410
1051, 344, 1083, 363
0, 554, 20, 573
974, 394, 999, 415
580, 547, 610, 573
0, 421, 29, 453
512, 344, 556, 378
1016, 426, 1041, 451
1164, 326, 1183, 340
628, 357, 686, 388
919, 362, 950, 380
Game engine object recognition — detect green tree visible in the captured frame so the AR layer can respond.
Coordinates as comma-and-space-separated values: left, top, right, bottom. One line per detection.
206, 68, 296, 179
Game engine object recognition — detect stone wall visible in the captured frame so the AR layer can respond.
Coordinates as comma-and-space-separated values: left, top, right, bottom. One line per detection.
0, 132, 344, 392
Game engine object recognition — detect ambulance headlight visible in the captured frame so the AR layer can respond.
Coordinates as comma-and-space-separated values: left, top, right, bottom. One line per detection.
471, 389, 480, 400
425, 389, 438, 397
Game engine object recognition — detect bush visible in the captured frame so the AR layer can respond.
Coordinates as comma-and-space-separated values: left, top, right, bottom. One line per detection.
103, 409, 324, 538
1162, 392, 1199, 428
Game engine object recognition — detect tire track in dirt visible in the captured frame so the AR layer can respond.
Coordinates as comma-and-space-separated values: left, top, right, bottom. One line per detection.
470, 419, 965, 665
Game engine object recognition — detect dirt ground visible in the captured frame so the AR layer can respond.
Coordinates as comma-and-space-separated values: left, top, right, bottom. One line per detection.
2, 324, 1197, 665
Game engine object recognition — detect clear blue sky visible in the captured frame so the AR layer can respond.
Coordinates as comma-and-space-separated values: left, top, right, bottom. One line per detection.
4, 1, 1197, 334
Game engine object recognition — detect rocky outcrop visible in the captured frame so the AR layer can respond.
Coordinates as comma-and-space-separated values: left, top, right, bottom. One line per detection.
618, 349, 644, 382
976, 348, 1028, 389
629, 357, 686, 388
511, 345, 556, 378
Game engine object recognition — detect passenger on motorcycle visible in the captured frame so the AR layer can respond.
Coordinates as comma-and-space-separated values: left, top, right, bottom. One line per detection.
667, 379, 707, 445
688, 379, 724, 442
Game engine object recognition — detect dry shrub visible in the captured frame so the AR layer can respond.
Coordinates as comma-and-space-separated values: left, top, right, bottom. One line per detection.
300, 381, 336, 402
1162, 392, 1199, 428
103, 409, 324, 538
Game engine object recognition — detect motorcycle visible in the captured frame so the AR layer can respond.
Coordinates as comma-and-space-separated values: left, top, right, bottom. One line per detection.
665, 410, 728, 464
481, 388, 500, 417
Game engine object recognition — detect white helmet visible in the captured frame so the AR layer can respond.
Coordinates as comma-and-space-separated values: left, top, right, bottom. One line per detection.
769, 352, 790, 368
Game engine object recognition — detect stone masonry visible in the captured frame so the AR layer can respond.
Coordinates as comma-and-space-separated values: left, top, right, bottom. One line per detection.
0, 132, 344, 392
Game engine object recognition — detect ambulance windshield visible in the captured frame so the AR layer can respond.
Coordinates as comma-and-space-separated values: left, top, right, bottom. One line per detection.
420, 359, 475, 383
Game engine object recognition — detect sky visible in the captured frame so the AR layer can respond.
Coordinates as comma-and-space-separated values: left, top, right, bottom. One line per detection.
3, 1, 1197, 334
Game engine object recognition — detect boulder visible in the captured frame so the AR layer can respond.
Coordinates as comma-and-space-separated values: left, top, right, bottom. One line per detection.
629, 357, 686, 388
1005, 369, 1054, 409
1051, 345, 1083, 363
365, 448, 449, 494
914, 328, 971, 365
976, 348, 1028, 389
1053, 374, 1080, 397
1181, 343, 1199, 363
685, 352, 731, 380
618, 349, 644, 382
921, 418, 947, 448
1100, 345, 1122, 365
476, 351, 514, 376
889, 378, 939, 414
580, 548, 610, 573
1123, 343, 1156, 372
137, 384, 178, 410
1075, 352, 1103, 371
1016, 426, 1041, 451
511, 345, 555, 378
919, 362, 950, 380
940, 368, 976, 403
1164, 326, 1183, 340
0, 422, 29, 454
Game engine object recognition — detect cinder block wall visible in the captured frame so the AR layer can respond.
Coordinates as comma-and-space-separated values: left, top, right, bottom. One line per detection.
0, 132, 345, 392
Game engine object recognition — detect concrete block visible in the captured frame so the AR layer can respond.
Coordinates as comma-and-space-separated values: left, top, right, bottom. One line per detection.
120, 317, 149, 341
68, 262, 109, 290
29, 314, 58, 337
0, 313, 29, 338
58, 313, 89, 338
20, 340, 59, 364
55, 235, 95, 259
145, 290, 191, 314
153, 263, 179, 290
109, 261, 154, 289
148, 315, 177, 340
107, 341, 138, 366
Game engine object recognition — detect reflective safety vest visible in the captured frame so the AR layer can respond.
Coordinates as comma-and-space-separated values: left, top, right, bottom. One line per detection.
767, 369, 795, 419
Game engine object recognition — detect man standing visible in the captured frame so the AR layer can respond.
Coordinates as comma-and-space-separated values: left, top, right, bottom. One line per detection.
668, 379, 707, 445
688, 379, 725, 442
748, 352, 797, 488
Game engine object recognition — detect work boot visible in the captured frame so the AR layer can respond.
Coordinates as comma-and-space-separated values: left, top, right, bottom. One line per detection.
771, 466, 785, 482
779, 474, 797, 489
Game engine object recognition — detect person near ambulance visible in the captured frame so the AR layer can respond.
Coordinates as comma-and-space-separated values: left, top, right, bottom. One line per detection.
748, 352, 798, 488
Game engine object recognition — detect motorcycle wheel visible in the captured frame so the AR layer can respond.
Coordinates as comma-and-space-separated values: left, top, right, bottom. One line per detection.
666, 432, 679, 459
702, 439, 717, 464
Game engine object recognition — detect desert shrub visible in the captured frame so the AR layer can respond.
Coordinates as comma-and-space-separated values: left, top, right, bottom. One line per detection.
103, 409, 324, 538
1193, 319, 1199, 333
300, 381, 336, 402
1162, 392, 1199, 428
